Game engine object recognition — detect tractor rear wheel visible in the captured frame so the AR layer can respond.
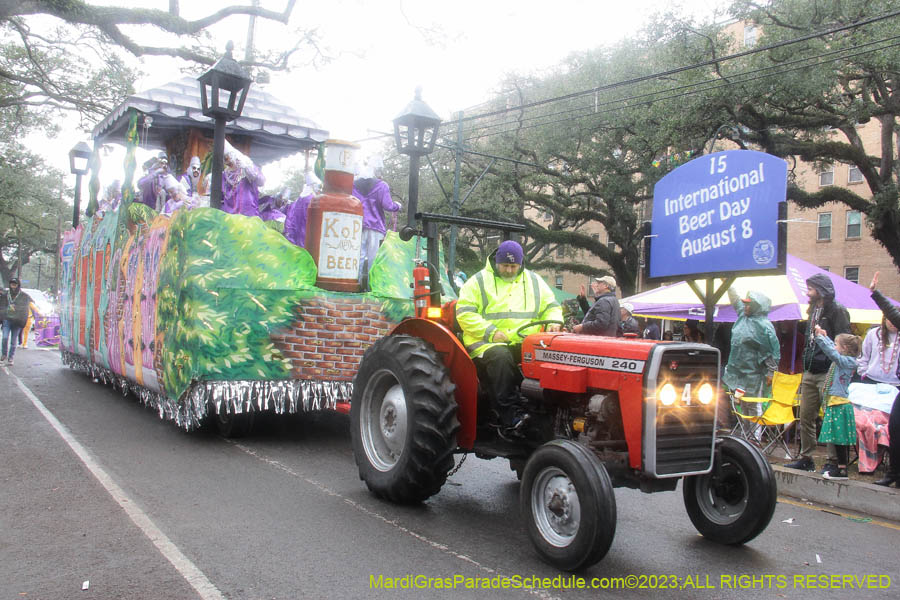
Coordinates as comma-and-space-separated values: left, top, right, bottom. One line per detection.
521, 440, 616, 571
682, 435, 777, 545
351, 335, 459, 504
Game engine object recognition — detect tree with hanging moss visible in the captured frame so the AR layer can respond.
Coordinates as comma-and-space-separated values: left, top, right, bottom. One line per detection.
0, 143, 68, 285
715, 0, 900, 269
0, 1, 320, 129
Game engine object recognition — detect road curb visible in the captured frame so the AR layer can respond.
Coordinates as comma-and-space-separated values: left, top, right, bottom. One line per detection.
773, 465, 900, 522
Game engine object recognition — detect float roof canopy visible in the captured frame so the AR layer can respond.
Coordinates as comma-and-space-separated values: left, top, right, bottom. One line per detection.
92, 77, 329, 164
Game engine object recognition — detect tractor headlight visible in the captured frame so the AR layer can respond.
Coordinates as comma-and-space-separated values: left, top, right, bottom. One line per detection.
698, 382, 714, 405
659, 383, 677, 406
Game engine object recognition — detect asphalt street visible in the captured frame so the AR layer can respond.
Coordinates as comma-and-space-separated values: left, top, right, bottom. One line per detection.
2, 348, 898, 599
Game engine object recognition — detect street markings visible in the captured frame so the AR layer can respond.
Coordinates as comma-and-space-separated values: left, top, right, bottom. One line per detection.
11, 373, 225, 600
231, 441, 563, 600
778, 496, 900, 531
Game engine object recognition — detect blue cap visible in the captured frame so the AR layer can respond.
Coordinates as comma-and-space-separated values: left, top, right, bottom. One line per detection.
496, 240, 523, 265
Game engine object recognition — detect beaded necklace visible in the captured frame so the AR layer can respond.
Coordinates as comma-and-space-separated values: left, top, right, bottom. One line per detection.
877, 327, 900, 373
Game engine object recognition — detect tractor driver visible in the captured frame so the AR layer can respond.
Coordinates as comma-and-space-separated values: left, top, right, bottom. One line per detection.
456, 240, 563, 438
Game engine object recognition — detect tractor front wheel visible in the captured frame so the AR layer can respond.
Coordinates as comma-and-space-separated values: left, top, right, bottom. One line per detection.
682, 435, 777, 545
520, 440, 617, 571
351, 335, 459, 504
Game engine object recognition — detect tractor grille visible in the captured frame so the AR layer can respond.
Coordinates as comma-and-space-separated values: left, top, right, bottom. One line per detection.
648, 347, 719, 476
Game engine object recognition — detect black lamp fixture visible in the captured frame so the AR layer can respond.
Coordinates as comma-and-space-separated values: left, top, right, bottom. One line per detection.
393, 88, 441, 241
69, 141, 92, 227
393, 86, 441, 157
198, 41, 253, 209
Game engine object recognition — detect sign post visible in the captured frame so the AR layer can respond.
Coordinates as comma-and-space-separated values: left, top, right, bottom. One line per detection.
647, 150, 788, 341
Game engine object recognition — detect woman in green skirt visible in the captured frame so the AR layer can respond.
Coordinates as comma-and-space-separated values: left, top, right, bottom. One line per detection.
813, 327, 861, 480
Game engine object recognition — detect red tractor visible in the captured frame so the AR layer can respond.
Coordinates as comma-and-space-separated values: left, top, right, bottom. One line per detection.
350, 214, 776, 571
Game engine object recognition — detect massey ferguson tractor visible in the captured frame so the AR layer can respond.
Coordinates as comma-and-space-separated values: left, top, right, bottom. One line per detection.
350, 213, 777, 571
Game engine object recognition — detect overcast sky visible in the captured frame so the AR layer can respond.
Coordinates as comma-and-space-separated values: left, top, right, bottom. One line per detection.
34, 0, 728, 191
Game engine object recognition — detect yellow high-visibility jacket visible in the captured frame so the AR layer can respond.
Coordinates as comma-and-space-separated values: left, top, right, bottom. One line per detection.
456, 257, 563, 358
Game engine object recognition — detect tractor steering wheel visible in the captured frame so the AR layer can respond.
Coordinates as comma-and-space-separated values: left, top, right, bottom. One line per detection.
515, 319, 566, 338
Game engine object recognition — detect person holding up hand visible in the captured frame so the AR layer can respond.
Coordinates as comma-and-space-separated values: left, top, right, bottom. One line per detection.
868, 272, 900, 486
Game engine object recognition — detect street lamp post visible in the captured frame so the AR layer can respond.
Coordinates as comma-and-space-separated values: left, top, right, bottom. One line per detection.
393, 88, 441, 242
68, 141, 91, 227
198, 41, 253, 210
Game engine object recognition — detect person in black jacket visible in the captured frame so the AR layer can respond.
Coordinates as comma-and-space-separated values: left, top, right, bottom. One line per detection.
1, 278, 31, 366
619, 302, 640, 337
868, 272, 900, 487
574, 276, 620, 336
785, 273, 852, 471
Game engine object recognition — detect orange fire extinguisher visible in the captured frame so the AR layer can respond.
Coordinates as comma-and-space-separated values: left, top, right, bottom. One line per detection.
412, 261, 431, 318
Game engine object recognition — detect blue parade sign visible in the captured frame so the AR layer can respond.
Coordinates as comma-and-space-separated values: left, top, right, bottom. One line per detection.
648, 149, 787, 281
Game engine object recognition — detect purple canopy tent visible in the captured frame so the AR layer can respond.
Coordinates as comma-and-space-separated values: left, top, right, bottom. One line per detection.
624, 254, 897, 325
625, 255, 900, 372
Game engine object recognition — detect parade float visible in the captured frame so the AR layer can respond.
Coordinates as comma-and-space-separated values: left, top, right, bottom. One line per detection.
58, 75, 453, 434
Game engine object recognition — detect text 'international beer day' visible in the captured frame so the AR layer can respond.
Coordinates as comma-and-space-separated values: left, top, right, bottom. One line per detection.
663, 155, 766, 259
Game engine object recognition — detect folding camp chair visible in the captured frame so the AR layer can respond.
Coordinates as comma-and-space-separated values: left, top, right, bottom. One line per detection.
732, 372, 802, 459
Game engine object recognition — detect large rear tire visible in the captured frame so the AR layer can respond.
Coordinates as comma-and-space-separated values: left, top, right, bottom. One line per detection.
520, 440, 616, 571
351, 335, 459, 504
683, 435, 777, 545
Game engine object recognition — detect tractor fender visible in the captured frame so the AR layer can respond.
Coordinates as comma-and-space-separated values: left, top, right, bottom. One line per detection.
391, 318, 478, 449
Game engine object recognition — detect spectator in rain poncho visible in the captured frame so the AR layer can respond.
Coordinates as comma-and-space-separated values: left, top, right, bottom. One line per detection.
221, 141, 265, 217
723, 287, 780, 407
284, 171, 322, 248
353, 155, 400, 279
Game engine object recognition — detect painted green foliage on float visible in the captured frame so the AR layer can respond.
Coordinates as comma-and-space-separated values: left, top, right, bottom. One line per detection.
156, 208, 318, 398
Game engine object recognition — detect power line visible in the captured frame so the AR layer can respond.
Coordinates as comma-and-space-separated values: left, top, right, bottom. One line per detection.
458, 37, 900, 143
441, 7, 900, 131
361, 17, 900, 178
450, 32, 900, 141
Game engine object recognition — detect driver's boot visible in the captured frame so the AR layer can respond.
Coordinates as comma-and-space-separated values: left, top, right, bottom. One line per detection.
495, 395, 531, 441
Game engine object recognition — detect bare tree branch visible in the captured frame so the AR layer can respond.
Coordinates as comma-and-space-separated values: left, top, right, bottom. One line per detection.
6, 1, 297, 33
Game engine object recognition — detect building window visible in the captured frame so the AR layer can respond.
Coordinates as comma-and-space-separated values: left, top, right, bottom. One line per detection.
844, 267, 859, 284
607, 235, 616, 251
817, 213, 832, 241
848, 166, 864, 184
591, 233, 600, 242
543, 211, 552, 221
819, 169, 834, 186
743, 25, 758, 47
556, 245, 565, 258
820, 266, 830, 272
846, 210, 861, 239
555, 275, 563, 290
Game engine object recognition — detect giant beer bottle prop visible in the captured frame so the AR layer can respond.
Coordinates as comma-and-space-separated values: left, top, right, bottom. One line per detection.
306, 140, 364, 291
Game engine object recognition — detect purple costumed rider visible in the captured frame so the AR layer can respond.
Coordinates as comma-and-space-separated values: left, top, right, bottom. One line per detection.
284, 171, 322, 248
352, 155, 399, 278
136, 152, 172, 211
179, 156, 202, 197
221, 140, 265, 217
258, 190, 288, 223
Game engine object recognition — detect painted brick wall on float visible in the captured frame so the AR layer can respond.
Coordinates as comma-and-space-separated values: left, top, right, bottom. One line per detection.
271, 296, 396, 381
